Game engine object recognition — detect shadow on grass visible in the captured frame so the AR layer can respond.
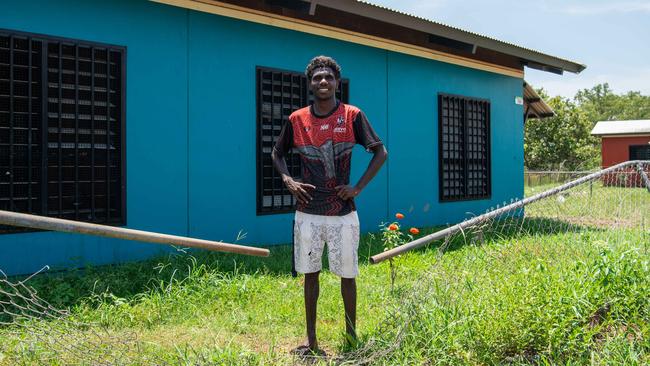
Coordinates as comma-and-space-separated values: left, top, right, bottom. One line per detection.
0, 216, 607, 312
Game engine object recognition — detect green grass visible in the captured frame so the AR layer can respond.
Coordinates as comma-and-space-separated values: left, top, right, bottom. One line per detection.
525, 182, 566, 196
1, 187, 649, 365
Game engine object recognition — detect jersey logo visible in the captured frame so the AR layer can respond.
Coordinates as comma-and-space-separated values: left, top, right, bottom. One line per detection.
336, 116, 345, 126
320, 124, 330, 131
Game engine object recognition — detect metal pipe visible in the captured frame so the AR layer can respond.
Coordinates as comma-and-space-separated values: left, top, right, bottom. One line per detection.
370, 160, 649, 264
0, 210, 269, 257
525, 170, 594, 174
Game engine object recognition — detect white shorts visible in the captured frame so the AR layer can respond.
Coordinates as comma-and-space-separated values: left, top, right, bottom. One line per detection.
293, 210, 360, 278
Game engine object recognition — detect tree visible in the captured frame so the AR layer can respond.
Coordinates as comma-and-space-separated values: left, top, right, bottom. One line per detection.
575, 83, 650, 122
525, 84, 650, 170
525, 90, 599, 170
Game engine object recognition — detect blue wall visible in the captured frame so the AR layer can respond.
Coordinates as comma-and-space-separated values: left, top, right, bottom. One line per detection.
386, 53, 524, 226
1, 0, 189, 275
0, 0, 523, 275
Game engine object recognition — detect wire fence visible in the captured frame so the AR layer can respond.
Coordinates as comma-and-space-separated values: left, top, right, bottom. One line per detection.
340, 160, 650, 364
1, 160, 649, 365
524, 170, 595, 188
0, 266, 140, 365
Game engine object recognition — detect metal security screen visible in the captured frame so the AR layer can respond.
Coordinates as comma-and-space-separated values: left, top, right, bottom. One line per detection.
630, 145, 650, 160
0, 29, 125, 232
0, 35, 43, 217
439, 94, 490, 201
256, 66, 348, 214
47, 43, 124, 222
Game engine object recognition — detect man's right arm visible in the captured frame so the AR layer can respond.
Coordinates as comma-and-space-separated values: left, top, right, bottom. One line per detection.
271, 121, 315, 204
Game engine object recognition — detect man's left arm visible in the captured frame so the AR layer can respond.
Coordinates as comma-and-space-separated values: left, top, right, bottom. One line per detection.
336, 144, 387, 199
335, 111, 387, 199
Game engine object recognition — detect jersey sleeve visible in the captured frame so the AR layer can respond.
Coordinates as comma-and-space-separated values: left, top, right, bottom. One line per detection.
273, 120, 294, 156
353, 110, 383, 152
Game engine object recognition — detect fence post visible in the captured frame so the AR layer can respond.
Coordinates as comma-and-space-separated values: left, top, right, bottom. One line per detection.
636, 162, 650, 193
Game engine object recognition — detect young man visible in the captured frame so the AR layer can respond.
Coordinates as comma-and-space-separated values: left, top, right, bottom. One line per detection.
271, 56, 387, 354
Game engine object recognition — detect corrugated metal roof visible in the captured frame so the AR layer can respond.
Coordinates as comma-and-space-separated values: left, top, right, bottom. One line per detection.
591, 120, 650, 136
165, 0, 585, 74
524, 82, 554, 119
332, 0, 585, 74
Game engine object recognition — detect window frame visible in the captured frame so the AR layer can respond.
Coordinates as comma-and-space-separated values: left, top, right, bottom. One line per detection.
438, 93, 491, 202
255, 65, 349, 215
0, 28, 126, 233
629, 144, 650, 161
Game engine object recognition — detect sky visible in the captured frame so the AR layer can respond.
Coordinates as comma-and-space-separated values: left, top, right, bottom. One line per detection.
367, 0, 650, 98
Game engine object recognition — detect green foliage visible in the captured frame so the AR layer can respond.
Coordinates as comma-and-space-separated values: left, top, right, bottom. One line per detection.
575, 83, 650, 122
370, 231, 649, 365
380, 223, 406, 253
379, 216, 415, 290
525, 92, 599, 170
524, 83, 650, 170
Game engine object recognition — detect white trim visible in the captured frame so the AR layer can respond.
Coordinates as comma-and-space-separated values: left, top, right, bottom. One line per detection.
599, 134, 650, 139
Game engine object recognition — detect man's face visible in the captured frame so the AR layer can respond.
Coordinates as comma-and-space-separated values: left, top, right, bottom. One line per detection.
310, 67, 338, 101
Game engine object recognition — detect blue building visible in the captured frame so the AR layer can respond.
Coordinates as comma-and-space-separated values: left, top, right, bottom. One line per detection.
0, 0, 584, 275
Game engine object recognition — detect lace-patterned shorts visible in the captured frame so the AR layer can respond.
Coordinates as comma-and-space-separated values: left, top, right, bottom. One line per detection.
293, 210, 360, 278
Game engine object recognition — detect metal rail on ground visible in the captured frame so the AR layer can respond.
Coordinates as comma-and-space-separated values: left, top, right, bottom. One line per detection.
0, 210, 269, 257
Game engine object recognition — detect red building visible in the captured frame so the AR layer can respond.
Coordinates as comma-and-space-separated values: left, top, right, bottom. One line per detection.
591, 120, 650, 186
591, 120, 650, 167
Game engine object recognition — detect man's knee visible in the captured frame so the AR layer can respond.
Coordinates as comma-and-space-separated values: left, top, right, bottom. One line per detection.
341, 277, 356, 286
304, 271, 320, 282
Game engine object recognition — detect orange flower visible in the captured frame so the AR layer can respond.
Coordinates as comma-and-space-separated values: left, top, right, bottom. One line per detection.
409, 227, 420, 235
388, 223, 399, 231
395, 213, 405, 220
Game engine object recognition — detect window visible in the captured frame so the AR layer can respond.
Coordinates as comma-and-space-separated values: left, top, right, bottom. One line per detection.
438, 94, 490, 201
0, 30, 125, 232
256, 66, 348, 214
630, 145, 650, 161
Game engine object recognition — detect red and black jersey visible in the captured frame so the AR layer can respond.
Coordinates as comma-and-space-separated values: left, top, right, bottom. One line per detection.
273, 101, 382, 216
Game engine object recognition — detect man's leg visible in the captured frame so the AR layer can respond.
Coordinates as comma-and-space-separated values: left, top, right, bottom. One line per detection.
304, 271, 320, 350
325, 211, 360, 345
341, 277, 357, 342
293, 212, 325, 353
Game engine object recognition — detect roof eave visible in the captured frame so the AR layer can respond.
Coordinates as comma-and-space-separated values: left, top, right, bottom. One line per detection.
591, 132, 650, 136
311, 0, 586, 74
528, 112, 555, 119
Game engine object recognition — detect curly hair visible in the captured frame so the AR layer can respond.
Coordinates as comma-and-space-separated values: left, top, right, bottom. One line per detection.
305, 55, 341, 80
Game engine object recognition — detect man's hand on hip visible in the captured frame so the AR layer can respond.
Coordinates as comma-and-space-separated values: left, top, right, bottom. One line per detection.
283, 177, 315, 204
335, 185, 361, 200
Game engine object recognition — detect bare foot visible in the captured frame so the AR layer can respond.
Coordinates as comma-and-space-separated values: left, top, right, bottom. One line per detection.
344, 332, 358, 346
290, 344, 326, 358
